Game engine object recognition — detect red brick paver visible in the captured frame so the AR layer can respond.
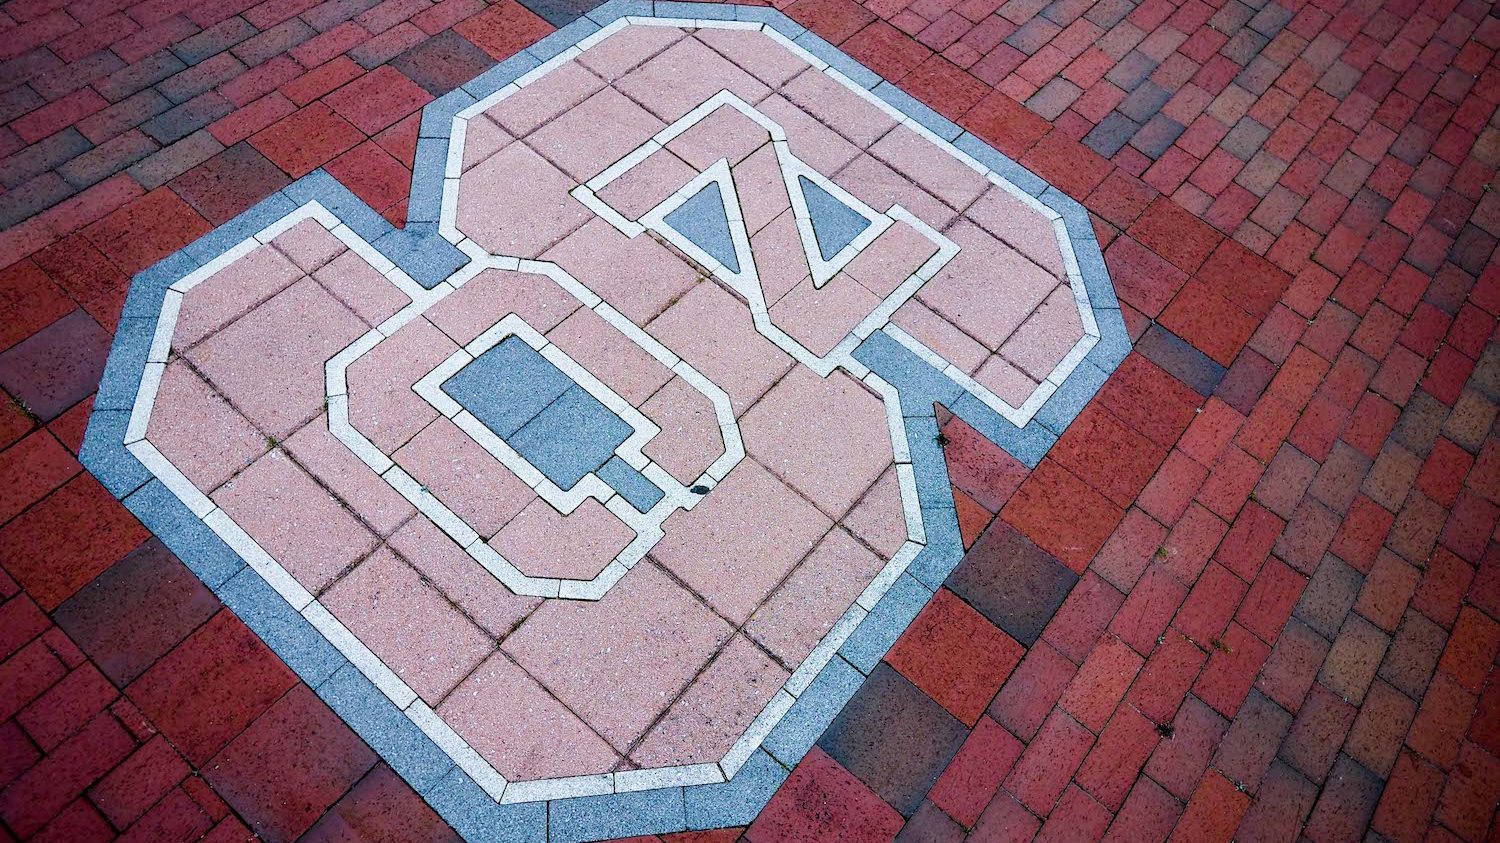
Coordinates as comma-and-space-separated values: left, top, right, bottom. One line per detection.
1, 0, 1497, 839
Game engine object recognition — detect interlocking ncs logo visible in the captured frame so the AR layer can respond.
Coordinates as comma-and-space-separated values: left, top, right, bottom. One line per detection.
83, 4, 1129, 841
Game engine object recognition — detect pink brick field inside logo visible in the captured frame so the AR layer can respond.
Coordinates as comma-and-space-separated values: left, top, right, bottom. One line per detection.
84, 5, 1128, 841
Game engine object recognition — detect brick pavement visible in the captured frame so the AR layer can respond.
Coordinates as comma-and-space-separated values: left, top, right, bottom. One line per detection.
0, 0, 1496, 839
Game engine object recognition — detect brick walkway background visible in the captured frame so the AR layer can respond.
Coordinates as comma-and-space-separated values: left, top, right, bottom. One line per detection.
0, 0, 1496, 839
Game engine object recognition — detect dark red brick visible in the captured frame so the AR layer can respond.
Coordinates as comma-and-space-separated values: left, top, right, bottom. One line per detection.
170, 142, 292, 224
1301, 755, 1383, 843
1236, 556, 1304, 645
388, 29, 495, 95
0, 712, 135, 837
1058, 635, 1143, 731
87, 735, 190, 828
1317, 612, 1389, 703
452, 0, 551, 60
1128, 628, 1207, 725
927, 716, 1022, 827
81, 186, 211, 275
1103, 776, 1182, 843
1089, 506, 1167, 592
323, 138, 410, 216
0, 309, 110, 423
1143, 695, 1227, 800
1169, 770, 1249, 843
969, 789, 1040, 841
15, 661, 117, 751
1372, 749, 1444, 843
0, 474, 148, 610
1004, 708, 1095, 815
323, 65, 432, 135
1212, 690, 1291, 791
1002, 459, 1125, 573
886, 588, 1024, 725
53, 538, 219, 685
747, 747, 903, 842
988, 639, 1076, 740
1110, 563, 1188, 655
1128, 196, 1221, 274
125, 611, 297, 766
249, 102, 365, 178
1192, 622, 1271, 718
1174, 562, 1248, 648
1075, 703, 1159, 810
204, 684, 375, 842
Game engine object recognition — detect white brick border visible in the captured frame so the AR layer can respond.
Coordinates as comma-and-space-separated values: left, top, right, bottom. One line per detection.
118, 15, 1111, 809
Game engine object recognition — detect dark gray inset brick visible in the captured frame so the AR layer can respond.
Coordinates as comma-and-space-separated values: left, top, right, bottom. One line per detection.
0, 49, 66, 96
1025, 78, 1082, 121
173, 16, 258, 65
1005, 17, 1063, 55
1096, 22, 1147, 60
1220, 29, 1269, 65
75, 88, 172, 143
53, 538, 220, 685
392, 31, 498, 96
1391, 390, 1447, 456
1118, 80, 1172, 122
0, 171, 76, 228
0, 309, 112, 421
140, 91, 232, 144
1236, 149, 1292, 196
158, 52, 246, 104
817, 664, 969, 817
1213, 690, 1292, 790
30, 51, 126, 101
1377, 609, 1446, 700
58, 129, 158, 189
1106, 50, 1158, 90
1084, 0, 1134, 27
1235, 54, 1282, 95
234, 19, 317, 67
1083, 112, 1141, 158
1317, 61, 1361, 98
0, 86, 44, 125
1302, 755, 1384, 839
1302, 31, 1344, 69
520, 0, 608, 27
1294, 555, 1363, 640
94, 51, 187, 102
1248, 2, 1294, 37
304, 0, 383, 32
1221, 116, 1272, 160
1040, 0, 1093, 26
351, 23, 426, 69
0, 127, 91, 189
946, 519, 1078, 645
1136, 324, 1226, 397
1206, 0, 1255, 36
1129, 112, 1185, 158
128, 129, 224, 189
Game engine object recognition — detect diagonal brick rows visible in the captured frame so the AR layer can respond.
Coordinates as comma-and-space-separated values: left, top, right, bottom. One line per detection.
0, 0, 1496, 839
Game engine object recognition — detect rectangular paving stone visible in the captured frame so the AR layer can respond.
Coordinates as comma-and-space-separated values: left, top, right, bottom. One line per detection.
946, 519, 1077, 645
817, 664, 969, 817
1083, 112, 1141, 158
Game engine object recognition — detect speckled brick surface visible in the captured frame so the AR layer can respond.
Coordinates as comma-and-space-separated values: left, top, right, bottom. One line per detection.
0, 0, 1497, 840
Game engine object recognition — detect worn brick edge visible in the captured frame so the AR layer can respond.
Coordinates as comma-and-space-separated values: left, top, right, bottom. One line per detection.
77, 3, 1129, 840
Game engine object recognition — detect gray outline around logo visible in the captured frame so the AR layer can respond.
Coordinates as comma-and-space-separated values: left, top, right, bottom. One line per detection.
81, 4, 1129, 840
